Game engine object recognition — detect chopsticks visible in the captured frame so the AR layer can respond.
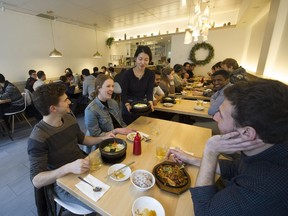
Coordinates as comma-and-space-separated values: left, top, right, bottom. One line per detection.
105, 161, 135, 178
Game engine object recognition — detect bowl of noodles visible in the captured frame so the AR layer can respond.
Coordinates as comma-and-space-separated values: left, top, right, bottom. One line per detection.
99, 138, 127, 164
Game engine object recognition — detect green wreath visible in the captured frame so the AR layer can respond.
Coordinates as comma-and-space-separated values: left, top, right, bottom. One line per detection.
189, 42, 214, 66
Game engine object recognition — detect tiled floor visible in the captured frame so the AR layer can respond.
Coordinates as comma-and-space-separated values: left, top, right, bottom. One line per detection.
0, 115, 87, 216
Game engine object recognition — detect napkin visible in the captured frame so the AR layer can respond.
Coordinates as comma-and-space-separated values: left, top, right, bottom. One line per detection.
137, 131, 150, 138
75, 174, 110, 202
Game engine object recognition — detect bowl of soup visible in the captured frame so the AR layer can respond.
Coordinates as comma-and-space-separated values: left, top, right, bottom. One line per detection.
99, 138, 127, 163
130, 101, 151, 114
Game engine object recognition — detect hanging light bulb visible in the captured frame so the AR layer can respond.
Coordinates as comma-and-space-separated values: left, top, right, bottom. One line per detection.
93, 24, 102, 58
194, 3, 201, 16
180, 0, 187, 8
184, 30, 192, 44
202, 6, 210, 20
49, 16, 62, 57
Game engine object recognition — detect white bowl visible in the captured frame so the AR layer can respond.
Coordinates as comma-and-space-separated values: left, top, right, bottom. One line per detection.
132, 196, 165, 216
163, 102, 173, 107
130, 170, 155, 191
194, 106, 205, 111
108, 163, 131, 182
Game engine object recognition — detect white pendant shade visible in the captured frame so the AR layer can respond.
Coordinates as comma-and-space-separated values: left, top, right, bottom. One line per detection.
49, 48, 63, 57
93, 51, 102, 58
184, 30, 192, 44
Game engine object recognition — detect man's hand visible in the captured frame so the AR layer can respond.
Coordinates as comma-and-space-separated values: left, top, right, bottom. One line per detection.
69, 158, 90, 174
205, 131, 264, 156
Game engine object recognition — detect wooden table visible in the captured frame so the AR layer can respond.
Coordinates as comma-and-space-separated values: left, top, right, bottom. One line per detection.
154, 100, 212, 119
57, 117, 212, 216
169, 93, 210, 101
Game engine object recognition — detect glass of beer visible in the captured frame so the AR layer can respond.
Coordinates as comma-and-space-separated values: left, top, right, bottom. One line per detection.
156, 143, 168, 160
89, 154, 102, 171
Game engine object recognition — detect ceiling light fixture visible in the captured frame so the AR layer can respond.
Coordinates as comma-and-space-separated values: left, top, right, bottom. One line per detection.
184, 29, 192, 44
93, 24, 102, 58
48, 13, 62, 57
0, 1, 5, 12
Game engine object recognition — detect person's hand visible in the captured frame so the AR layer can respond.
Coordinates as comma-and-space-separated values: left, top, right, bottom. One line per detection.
205, 131, 265, 156
114, 127, 134, 135
104, 131, 115, 139
149, 101, 154, 112
69, 158, 90, 174
166, 148, 193, 165
125, 103, 131, 112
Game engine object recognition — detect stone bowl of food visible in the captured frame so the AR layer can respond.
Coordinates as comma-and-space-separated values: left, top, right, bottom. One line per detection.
130, 101, 151, 114
99, 138, 127, 164
162, 96, 176, 104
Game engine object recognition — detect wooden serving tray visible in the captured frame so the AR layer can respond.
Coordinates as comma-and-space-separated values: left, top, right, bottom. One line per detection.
152, 161, 191, 195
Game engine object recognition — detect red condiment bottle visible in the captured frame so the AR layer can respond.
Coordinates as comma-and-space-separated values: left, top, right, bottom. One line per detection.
133, 132, 142, 155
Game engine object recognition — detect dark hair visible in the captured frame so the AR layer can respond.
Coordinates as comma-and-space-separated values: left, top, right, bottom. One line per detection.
29, 69, 36, 76
37, 71, 45, 79
65, 73, 73, 79
183, 62, 190, 67
212, 62, 222, 70
32, 83, 67, 116
222, 58, 239, 70
65, 68, 73, 75
134, 45, 152, 62
154, 70, 161, 76
101, 66, 107, 70
95, 74, 113, 96
224, 79, 288, 144
0, 73, 5, 83
167, 58, 171, 63
108, 67, 114, 72
212, 70, 230, 79
81, 68, 90, 76
93, 67, 99, 72
59, 75, 67, 83
173, 64, 183, 73
161, 67, 173, 83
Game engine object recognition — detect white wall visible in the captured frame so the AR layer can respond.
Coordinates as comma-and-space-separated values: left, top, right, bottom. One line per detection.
0, 10, 110, 83
170, 26, 248, 76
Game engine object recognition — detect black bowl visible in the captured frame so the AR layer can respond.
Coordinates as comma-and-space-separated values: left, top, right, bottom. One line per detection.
162, 96, 176, 104
99, 138, 127, 163
130, 101, 151, 114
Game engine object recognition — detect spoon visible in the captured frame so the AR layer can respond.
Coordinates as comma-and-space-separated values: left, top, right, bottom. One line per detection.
78, 176, 102, 192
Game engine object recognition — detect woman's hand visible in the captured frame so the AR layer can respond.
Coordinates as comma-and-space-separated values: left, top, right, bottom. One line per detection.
149, 101, 154, 112
114, 128, 134, 135
125, 103, 131, 112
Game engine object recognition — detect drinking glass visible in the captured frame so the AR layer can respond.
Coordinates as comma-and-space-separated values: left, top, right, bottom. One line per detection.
156, 143, 168, 160
89, 154, 102, 171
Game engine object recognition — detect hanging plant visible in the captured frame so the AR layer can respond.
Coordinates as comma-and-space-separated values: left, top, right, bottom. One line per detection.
189, 42, 214, 66
106, 37, 115, 48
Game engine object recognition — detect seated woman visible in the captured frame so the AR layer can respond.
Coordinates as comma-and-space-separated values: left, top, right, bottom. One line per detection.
84, 74, 133, 153
159, 68, 175, 96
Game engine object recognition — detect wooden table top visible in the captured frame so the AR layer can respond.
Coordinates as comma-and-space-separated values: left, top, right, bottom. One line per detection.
57, 116, 212, 216
154, 100, 212, 119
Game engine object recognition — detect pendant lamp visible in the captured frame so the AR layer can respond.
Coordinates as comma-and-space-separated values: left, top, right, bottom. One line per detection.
93, 25, 102, 58
49, 16, 62, 57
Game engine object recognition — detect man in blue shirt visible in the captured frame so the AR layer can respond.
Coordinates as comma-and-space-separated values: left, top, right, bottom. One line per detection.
168, 79, 288, 215
208, 70, 233, 116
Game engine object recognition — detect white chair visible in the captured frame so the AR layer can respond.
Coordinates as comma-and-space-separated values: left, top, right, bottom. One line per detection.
54, 195, 93, 216
24, 88, 33, 106
4, 92, 32, 133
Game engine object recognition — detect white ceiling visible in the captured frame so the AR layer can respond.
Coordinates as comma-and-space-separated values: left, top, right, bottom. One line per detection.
1, 0, 270, 32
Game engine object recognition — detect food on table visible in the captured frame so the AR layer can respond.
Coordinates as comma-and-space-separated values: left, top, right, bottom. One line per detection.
135, 208, 157, 216
134, 103, 148, 108
132, 172, 153, 188
113, 171, 125, 179
155, 164, 188, 187
163, 97, 172, 100
102, 141, 124, 153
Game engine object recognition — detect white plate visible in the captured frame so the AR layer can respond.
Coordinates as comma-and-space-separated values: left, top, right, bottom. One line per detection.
132, 196, 165, 216
163, 103, 173, 107
127, 132, 144, 142
194, 106, 205, 111
108, 163, 131, 181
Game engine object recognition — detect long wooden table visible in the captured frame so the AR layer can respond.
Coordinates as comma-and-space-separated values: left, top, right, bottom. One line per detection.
154, 99, 212, 119
57, 117, 212, 216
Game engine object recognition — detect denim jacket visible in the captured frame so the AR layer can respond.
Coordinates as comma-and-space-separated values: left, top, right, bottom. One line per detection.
84, 97, 126, 137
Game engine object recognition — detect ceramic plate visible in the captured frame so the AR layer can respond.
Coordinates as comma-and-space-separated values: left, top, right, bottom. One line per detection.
127, 132, 144, 142
194, 106, 205, 111
107, 163, 131, 181
163, 103, 174, 107
132, 196, 165, 216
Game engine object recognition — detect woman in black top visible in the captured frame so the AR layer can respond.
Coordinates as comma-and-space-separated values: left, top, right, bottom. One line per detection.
121, 46, 155, 124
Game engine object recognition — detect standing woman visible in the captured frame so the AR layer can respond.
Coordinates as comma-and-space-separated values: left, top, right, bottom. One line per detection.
121, 45, 155, 124
84, 75, 133, 152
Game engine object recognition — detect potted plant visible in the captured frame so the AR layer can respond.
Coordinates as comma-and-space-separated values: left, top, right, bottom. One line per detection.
106, 37, 115, 48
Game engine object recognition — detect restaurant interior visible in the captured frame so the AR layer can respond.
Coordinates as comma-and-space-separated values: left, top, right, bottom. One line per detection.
0, 0, 288, 215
